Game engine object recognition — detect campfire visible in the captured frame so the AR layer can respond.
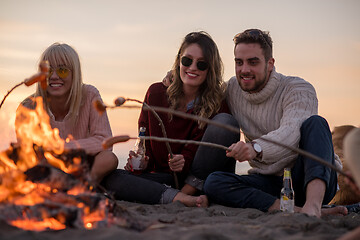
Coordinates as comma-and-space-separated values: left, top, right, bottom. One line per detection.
0, 97, 113, 231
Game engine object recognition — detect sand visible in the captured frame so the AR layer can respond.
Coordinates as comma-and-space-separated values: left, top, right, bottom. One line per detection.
1, 200, 359, 240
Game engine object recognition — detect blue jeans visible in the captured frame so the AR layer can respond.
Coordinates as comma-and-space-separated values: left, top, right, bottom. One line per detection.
185, 113, 240, 190
204, 115, 338, 212
103, 169, 179, 204
103, 113, 239, 203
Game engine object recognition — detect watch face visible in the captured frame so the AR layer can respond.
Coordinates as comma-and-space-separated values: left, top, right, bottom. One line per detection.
253, 143, 262, 153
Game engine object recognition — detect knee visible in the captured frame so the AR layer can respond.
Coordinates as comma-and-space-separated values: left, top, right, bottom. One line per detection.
212, 113, 239, 128
301, 115, 328, 130
108, 152, 119, 168
206, 113, 239, 140
94, 151, 119, 170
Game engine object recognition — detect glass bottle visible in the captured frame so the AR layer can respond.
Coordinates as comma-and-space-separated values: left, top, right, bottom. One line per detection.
280, 168, 295, 213
131, 127, 146, 171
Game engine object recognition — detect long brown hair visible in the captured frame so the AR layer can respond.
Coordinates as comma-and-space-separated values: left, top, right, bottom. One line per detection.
167, 31, 226, 129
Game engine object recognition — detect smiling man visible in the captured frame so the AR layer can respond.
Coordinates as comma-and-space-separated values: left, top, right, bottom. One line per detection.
203, 29, 347, 217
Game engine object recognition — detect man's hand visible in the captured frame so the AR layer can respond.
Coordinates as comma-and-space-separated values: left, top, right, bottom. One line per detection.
168, 154, 185, 172
226, 141, 257, 162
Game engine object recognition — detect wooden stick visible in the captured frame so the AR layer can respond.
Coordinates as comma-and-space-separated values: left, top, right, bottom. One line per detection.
0, 61, 49, 110
116, 98, 180, 189
0, 82, 24, 109
147, 106, 353, 179
103, 135, 230, 152
105, 103, 354, 182
124, 98, 175, 158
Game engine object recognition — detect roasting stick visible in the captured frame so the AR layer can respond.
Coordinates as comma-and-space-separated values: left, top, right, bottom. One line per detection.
115, 98, 176, 159
0, 61, 49, 110
94, 97, 180, 189
96, 98, 354, 183
120, 98, 179, 189
146, 106, 353, 181
103, 135, 230, 152
102, 134, 350, 180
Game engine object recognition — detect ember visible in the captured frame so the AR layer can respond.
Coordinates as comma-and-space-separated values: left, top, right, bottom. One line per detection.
0, 97, 112, 231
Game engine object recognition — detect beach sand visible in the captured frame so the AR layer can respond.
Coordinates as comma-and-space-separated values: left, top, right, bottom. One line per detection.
1, 200, 359, 240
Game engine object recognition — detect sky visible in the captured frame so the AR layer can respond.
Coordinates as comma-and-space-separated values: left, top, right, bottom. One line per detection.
0, 0, 359, 170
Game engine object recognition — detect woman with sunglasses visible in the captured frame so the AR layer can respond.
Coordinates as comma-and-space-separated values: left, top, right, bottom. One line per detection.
103, 31, 237, 207
18, 42, 118, 184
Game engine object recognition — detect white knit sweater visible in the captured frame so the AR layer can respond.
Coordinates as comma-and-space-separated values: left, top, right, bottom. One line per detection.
227, 69, 320, 176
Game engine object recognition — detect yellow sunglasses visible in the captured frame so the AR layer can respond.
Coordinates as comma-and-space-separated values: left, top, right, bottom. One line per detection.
48, 66, 71, 79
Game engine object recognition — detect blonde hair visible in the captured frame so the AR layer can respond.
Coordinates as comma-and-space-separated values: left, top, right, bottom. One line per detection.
35, 43, 83, 124
167, 31, 226, 129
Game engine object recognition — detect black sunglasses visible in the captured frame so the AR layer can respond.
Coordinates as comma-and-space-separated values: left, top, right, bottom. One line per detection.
181, 56, 209, 71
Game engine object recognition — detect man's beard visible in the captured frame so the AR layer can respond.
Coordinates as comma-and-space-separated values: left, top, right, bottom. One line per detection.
239, 65, 268, 93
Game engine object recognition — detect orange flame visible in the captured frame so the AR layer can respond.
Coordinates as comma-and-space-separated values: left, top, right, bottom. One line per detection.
10, 218, 66, 231
0, 97, 110, 231
13, 97, 64, 172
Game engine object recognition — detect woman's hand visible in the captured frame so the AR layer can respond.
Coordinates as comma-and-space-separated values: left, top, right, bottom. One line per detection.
124, 150, 149, 172
168, 154, 185, 172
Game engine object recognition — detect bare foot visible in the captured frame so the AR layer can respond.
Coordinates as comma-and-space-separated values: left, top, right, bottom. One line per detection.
321, 206, 348, 216
173, 192, 208, 208
196, 195, 208, 208
301, 204, 348, 218
268, 199, 347, 218
301, 202, 322, 218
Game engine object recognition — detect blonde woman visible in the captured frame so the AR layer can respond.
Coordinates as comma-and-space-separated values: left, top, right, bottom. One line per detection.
19, 43, 118, 183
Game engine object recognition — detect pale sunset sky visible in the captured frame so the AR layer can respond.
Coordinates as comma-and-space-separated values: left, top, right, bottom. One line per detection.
0, 0, 359, 169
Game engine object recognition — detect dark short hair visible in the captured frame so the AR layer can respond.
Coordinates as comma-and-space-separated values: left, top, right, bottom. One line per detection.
233, 29, 273, 61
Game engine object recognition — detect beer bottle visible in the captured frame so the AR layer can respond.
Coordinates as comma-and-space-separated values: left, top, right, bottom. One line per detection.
280, 168, 295, 213
131, 127, 146, 171
134, 127, 146, 156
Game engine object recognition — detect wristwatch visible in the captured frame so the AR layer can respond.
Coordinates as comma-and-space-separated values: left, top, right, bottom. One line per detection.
251, 141, 263, 158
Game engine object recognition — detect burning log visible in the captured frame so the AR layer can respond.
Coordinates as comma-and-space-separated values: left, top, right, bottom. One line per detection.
0, 191, 112, 230
0, 142, 147, 232
25, 165, 79, 192
0, 96, 147, 232
0, 142, 108, 231
0, 203, 79, 230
